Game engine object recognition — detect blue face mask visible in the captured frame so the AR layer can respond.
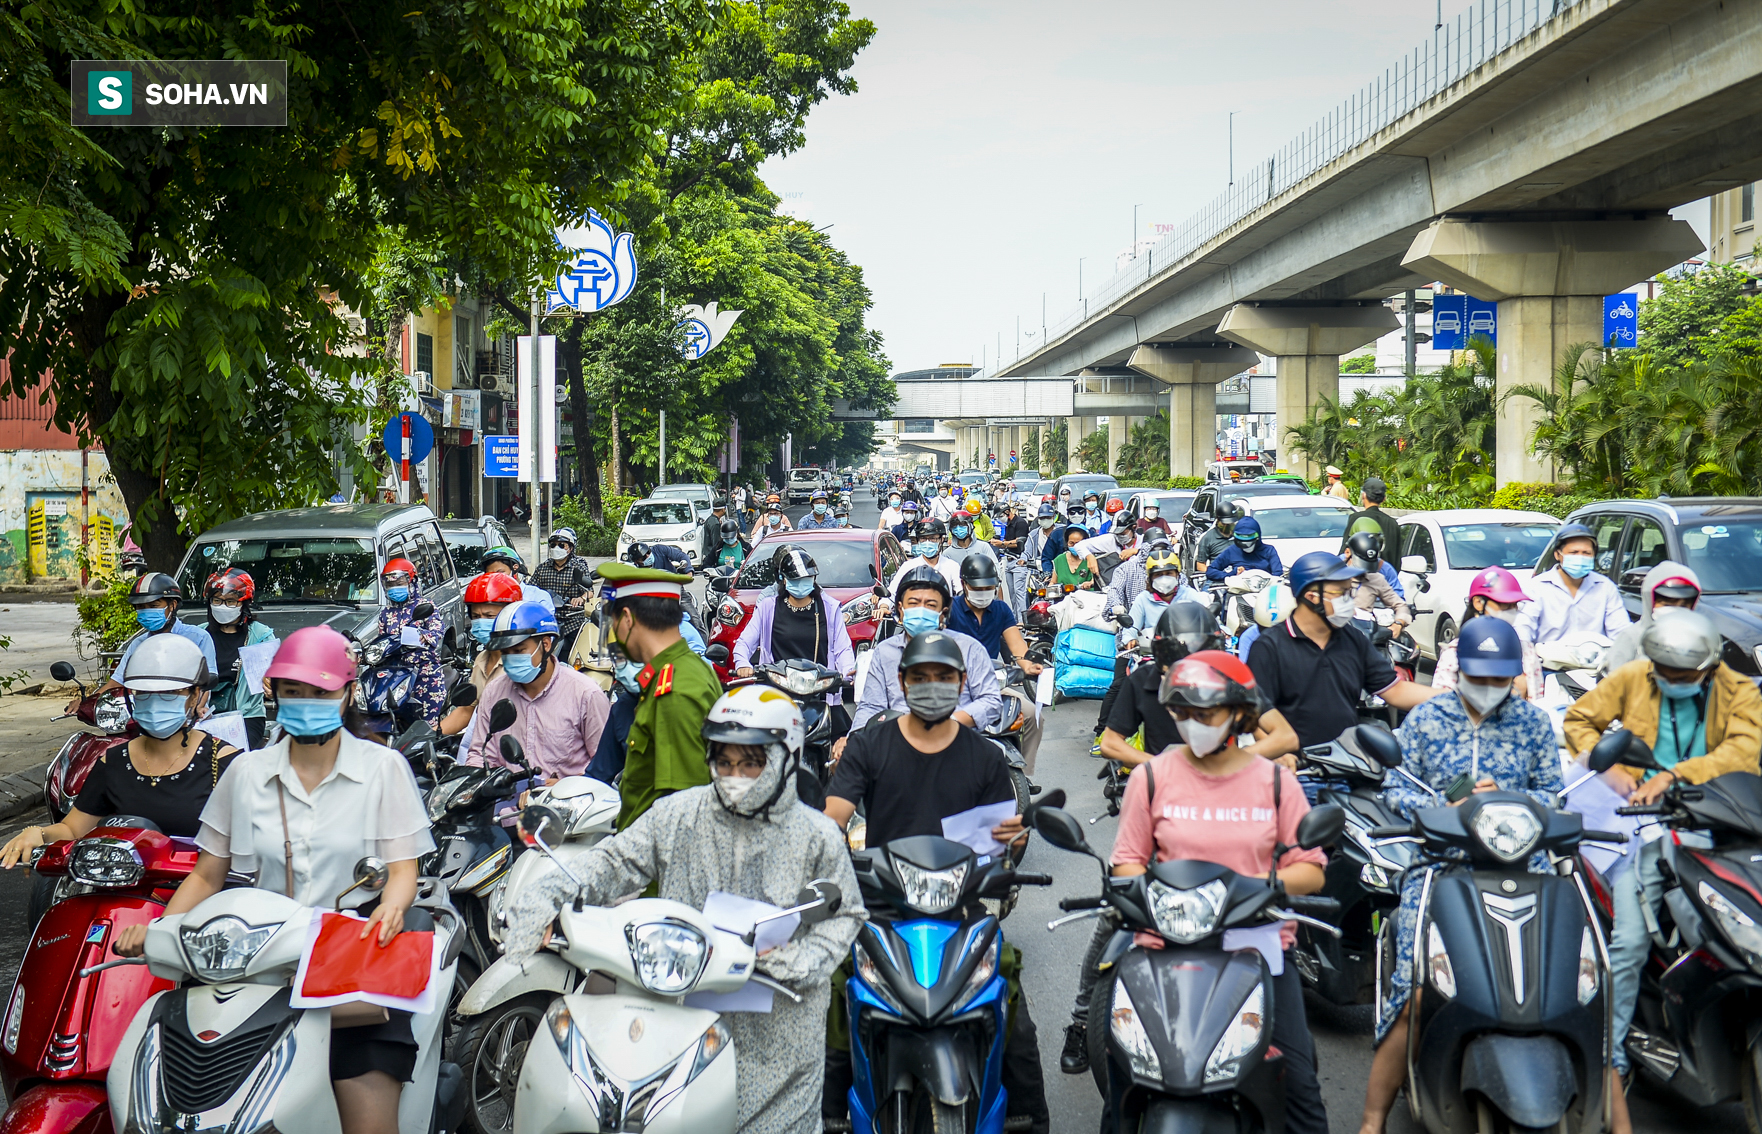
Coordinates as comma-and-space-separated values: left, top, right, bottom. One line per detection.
1560, 553, 1595, 579
277, 697, 344, 738
951, 525, 971, 541
135, 608, 168, 632
785, 576, 816, 599
503, 648, 545, 684
614, 659, 643, 694
1656, 674, 1706, 700
813, 503, 827, 516
901, 608, 942, 637
131, 692, 190, 739
386, 586, 410, 604
915, 541, 940, 559
723, 534, 738, 546
470, 618, 494, 646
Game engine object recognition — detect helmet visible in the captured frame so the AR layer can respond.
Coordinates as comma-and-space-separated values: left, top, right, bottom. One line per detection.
1223, 498, 1251, 521
1058, 485, 1073, 497
1064, 522, 1090, 539
1158, 650, 1262, 729
895, 564, 952, 608
128, 572, 182, 607
901, 500, 922, 514
1253, 581, 1297, 628
121, 634, 209, 692
777, 547, 819, 582
1288, 551, 1364, 600
464, 571, 524, 605
1455, 615, 1526, 678
1152, 604, 1227, 669
719, 518, 742, 539
1467, 566, 1529, 606
964, 497, 983, 515
206, 567, 255, 603
1642, 608, 1719, 672
265, 625, 357, 691
1144, 546, 1182, 577
487, 600, 561, 651
1345, 531, 1384, 564
959, 554, 1002, 589
1551, 523, 1597, 555
1651, 573, 1701, 604
900, 630, 966, 673
1232, 516, 1263, 545
811, 489, 828, 502
711, 496, 728, 510
625, 541, 652, 567
701, 684, 804, 763
1105, 498, 1124, 514
381, 557, 417, 581
914, 518, 946, 541
1036, 503, 1057, 520
766, 500, 784, 513
551, 527, 578, 547
480, 545, 526, 573
834, 504, 850, 516
1082, 488, 1101, 503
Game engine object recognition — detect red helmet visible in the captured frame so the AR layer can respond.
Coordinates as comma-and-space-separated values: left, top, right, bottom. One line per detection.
206, 567, 255, 602
1105, 498, 1125, 514
1159, 650, 1262, 718
464, 571, 524, 605
1467, 566, 1529, 606
382, 557, 417, 579
265, 626, 357, 691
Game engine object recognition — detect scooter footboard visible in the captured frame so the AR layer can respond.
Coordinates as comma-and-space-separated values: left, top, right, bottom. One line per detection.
1459, 1034, 1577, 1129
1138, 1096, 1241, 1134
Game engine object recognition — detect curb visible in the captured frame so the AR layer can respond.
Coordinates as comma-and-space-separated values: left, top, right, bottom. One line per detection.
0, 765, 48, 823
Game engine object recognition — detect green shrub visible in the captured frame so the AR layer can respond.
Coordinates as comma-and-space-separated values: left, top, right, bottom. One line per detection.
554, 493, 640, 557
77, 573, 141, 656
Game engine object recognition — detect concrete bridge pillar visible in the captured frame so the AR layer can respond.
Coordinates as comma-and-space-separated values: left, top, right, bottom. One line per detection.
1216, 305, 1399, 482
1127, 345, 1259, 481
1402, 218, 1703, 486
1106, 416, 1126, 477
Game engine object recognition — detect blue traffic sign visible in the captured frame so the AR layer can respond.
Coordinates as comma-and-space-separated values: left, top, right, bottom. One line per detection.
1603, 293, 1638, 347
381, 412, 434, 464
484, 435, 521, 478
1430, 295, 1497, 350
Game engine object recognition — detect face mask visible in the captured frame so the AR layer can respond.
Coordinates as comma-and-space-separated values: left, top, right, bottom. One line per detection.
1655, 674, 1706, 700
904, 679, 961, 723
1489, 608, 1520, 626
1457, 679, 1513, 715
549, 546, 568, 561
503, 648, 545, 684
951, 525, 971, 541
900, 608, 942, 637
136, 608, 168, 632
890, 498, 901, 507
1176, 715, 1232, 757
1308, 593, 1353, 628
1236, 538, 1260, 555
767, 515, 782, 527
132, 692, 191, 740
915, 541, 940, 559
614, 659, 643, 694
209, 604, 242, 625
1560, 553, 1595, 579
1144, 509, 1159, 521
715, 772, 760, 805
386, 586, 410, 603
277, 696, 345, 738
1038, 518, 1056, 530
813, 504, 827, 515
1151, 575, 1178, 596
785, 576, 816, 599
470, 617, 495, 646
966, 588, 995, 610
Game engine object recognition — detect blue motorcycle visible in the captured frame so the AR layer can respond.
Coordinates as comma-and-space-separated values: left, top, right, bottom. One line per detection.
844, 832, 1052, 1133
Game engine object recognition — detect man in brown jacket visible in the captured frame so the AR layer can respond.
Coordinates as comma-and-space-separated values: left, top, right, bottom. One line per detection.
1561, 609, 1761, 1134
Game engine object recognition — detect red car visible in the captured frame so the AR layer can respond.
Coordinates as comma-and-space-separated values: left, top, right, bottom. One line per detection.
706, 528, 907, 683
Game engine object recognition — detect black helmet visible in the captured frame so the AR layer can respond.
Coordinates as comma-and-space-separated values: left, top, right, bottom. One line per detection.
1152, 603, 1228, 669
777, 547, 819, 582
959, 554, 1002, 589
894, 564, 952, 608
1346, 531, 1384, 564
914, 518, 946, 542
900, 630, 966, 673
719, 518, 741, 538
129, 572, 183, 608
1223, 498, 1251, 521
625, 541, 651, 567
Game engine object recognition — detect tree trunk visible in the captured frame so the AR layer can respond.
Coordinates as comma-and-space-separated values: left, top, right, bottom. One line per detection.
609, 399, 622, 496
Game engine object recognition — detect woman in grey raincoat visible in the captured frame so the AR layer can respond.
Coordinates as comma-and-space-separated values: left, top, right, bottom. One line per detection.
503, 684, 864, 1134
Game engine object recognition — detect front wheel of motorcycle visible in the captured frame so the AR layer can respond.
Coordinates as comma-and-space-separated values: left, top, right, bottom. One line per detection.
886, 1086, 968, 1134
451, 992, 550, 1134
1740, 1035, 1762, 1134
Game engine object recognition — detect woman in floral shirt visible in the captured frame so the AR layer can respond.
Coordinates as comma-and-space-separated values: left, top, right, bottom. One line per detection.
1356, 616, 1562, 1134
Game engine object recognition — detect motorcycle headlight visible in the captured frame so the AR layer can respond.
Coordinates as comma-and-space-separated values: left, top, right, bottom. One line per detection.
892, 857, 968, 916
625, 920, 710, 994
180, 916, 281, 982
1468, 802, 1542, 864
1698, 881, 1762, 967
842, 598, 876, 626
3, 985, 25, 1054
426, 777, 470, 822
1109, 978, 1162, 1081
954, 934, 1000, 1013
361, 639, 389, 666
773, 665, 836, 697
1203, 983, 1264, 1084
1578, 926, 1599, 1005
68, 837, 144, 887
845, 818, 867, 852
392, 677, 412, 703
130, 1023, 161, 1134
854, 942, 907, 1016
1359, 864, 1393, 892
1147, 878, 1227, 944
716, 598, 745, 627
1426, 921, 1456, 998
94, 692, 131, 732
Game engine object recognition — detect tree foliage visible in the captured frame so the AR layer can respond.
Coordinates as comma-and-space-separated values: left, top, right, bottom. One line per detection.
1042, 421, 1068, 477
1115, 414, 1171, 482
1341, 353, 1377, 374
1637, 262, 1758, 367
1074, 425, 1107, 474
1020, 427, 1039, 473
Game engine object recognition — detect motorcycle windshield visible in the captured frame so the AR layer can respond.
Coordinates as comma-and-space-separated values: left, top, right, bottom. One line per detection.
1115, 946, 1267, 1090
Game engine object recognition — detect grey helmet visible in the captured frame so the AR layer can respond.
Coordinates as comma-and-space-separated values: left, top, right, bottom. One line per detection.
1642, 608, 1720, 672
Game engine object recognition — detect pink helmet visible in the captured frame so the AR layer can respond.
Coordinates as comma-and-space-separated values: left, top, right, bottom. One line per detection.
1468, 566, 1529, 606
265, 626, 357, 691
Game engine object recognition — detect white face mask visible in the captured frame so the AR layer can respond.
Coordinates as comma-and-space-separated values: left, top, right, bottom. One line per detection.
209, 604, 242, 625
1324, 594, 1354, 627
715, 773, 760, 805
1176, 715, 1233, 757
1457, 679, 1512, 715
1151, 575, 1178, 596
549, 546, 568, 561
1144, 508, 1159, 520
966, 588, 996, 609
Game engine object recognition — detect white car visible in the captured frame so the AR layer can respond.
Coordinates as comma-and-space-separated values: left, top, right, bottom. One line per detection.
1238, 496, 1356, 566
1395, 508, 1561, 659
616, 497, 704, 568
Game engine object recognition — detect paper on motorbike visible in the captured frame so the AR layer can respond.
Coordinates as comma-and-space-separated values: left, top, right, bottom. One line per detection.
237, 640, 280, 693
941, 800, 1016, 856
1221, 922, 1285, 975
202, 710, 250, 752
291, 910, 442, 1013
703, 891, 798, 954
1559, 758, 1646, 877
399, 625, 424, 647
1035, 668, 1055, 707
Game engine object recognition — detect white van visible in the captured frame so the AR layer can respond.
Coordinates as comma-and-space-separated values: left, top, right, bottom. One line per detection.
787, 467, 824, 503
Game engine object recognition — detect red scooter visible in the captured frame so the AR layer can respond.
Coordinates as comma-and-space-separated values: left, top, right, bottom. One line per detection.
44, 660, 135, 822
0, 822, 197, 1134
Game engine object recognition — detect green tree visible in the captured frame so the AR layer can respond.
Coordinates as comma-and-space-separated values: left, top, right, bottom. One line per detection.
1020, 427, 1040, 471
1341, 353, 1377, 374
1043, 421, 1068, 476
1115, 413, 1170, 481
1074, 425, 1108, 473
1638, 262, 1756, 367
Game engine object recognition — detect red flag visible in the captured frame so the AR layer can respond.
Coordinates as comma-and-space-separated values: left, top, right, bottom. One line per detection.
300, 912, 433, 1001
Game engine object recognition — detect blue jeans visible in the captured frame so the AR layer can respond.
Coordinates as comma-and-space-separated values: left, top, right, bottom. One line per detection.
1608, 833, 1710, 1073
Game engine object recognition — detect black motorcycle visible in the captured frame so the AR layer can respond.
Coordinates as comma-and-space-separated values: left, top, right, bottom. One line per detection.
1033, 794, 1345, 1133
712, 652, 849, 807
357, 599, 440, 736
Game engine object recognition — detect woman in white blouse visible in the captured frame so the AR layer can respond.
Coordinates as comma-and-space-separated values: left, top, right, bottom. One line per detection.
116, 626, 434, 1134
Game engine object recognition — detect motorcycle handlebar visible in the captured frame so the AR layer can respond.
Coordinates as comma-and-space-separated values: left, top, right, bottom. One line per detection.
1581, 829, 1630, 843
1058, 894, 1104, 911
1012, 872, 1054, 887
1615, 805, 1663, 816
1285, 895, 1341, 920
1367, 824, 1412, 839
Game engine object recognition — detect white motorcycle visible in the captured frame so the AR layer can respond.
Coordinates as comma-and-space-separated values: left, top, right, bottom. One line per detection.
1219, 568, 1277, 638
105, 859, 465, 1134
505, 804, 841, 1134
455, 775, 621, 1134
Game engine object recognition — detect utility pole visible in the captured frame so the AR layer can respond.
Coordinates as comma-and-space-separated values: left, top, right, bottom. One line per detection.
1404, 288, 1418, 377
529, 290, 543, 566
1078, 257, 1086, 301
1132, 203, 1143, 259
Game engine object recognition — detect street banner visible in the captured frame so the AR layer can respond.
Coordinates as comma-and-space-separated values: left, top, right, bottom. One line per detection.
680, 302, 744, 359
515, 335, 557, 482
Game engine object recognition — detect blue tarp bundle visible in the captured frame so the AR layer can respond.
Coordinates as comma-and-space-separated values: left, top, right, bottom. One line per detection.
1053, 626, 1116, 700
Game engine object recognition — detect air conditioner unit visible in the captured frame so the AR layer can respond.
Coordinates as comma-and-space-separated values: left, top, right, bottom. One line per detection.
478, 373, 514, 395
410, 370, 435, 396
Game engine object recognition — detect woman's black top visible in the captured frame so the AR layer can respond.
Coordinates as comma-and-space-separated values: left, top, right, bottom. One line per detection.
73, 734, 239, 837
770, 595, 828, 666
211, 623, 246, 686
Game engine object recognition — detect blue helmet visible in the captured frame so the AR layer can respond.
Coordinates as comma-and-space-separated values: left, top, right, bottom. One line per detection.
1232, 516, 1263, 544
1036, 503, 1058, 520
1455, 615, 1525, 678
1288, 551, 1364, 600
487, 600, 560, 651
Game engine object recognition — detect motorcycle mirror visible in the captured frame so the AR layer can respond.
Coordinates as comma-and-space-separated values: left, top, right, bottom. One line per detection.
50, 660, 76, 682
499, 733, 533, 774
868, 563, 880, 581
1355, 723, 1404, 768
413, 601, 435, 620
489, 698, 518, 734
517, 804, 566, 851
1031, 805, 1095, 856
449, 682, 479, 708
796, 879, 844, 924
704, 643, 731, 664
1023, 787, 1067, 828
1588, 728, 1657, 773
334, 855, 389, 910
873, 584, 888, 598
1295, 804, 1346, 850
709, 575, 733, 594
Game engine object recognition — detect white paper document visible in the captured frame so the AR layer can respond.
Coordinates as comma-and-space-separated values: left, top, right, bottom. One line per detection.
1559, 760, 1642, 876
237, 640, 280, 693
202, 711, 250, 752
940, 800, 1017, 857
684, 982, 775, 1014
399, 625, 424, 647
702, 891, 798, 955
1035, 668, 1056, 707
1223, 922, 1285, 975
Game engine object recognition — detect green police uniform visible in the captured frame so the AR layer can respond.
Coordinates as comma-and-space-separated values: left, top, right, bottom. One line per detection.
597, 563, 720, 828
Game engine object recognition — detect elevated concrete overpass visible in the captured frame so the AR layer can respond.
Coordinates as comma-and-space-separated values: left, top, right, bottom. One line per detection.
992, 0, 1760, 481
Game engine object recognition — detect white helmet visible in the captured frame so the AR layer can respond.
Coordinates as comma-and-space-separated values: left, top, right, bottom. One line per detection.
121, 634, 209, 692
1253, 581, 1297, 629
701, 685, 804, 764
1642, 607, 1719, 672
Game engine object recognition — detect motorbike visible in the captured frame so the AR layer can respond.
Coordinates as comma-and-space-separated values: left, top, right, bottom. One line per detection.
1032, 794, 1346, 1133
43, 659, 136, 824
1588, 731, 1762, 1128
503, 802, 841, 1134
1353, 609, 1419, 728
358, 600, 439, 736
710, 653, 850, 807
1538, 634, 1613, 700
841, 827, 1054, 1133
1366, 790, 1627, 1134
0, 819, 195, 1134
1085, 617, 1156, 828
1218, 570, 1276, 640
105, 858, 467, 1134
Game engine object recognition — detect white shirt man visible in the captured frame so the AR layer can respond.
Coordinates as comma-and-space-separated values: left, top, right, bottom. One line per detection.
929, 491, 958, 523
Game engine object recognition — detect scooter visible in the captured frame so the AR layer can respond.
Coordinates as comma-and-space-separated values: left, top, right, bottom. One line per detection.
359, 601, 439, 736
1219, 570, 1276, 640
105, 858, 467, 1134
1033, 795, 1345, 1133
43, 659, 135, 823
0, 819, 194, 1134
1353, 609, 1419, 728
504, 802, 841, 1134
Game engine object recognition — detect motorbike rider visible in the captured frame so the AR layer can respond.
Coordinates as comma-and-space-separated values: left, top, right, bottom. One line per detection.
830, 502, 852, 528
930, 482, 959, 522
1357, 616, 1563, 1134
1100, 651, 1331, 1134
462, 601, 609, 780
506, 684, 865, 1134
534, 528, 594, 656
4, 635, 241, 867
375, 556, 446, 727
114, 625, 435, 1134
989, 500, 1030, 555
1056, 483, 1077, 519
714, 517, 752, 569
1205, 514, 1283, 585
440, 571, 525, 738
596, 562, 721, 827
1603, 560, 1701, 673
1135, 497, 1172, 539
1054, 522, 1103, 591
962, 496, 997, 542
628, 537, 692, 575
1430, 566, 1545, 703
1248, 551, 1438, 749
732, 549, 857, 757
204, 567, 276, 748
82, 572, 219, 709
797, 488, 840, 530
479, 544, 557, 612
1514, 522, 1629, 651
1091, 543, 1197, 751
947, 554, 1046, 771
878, 489, 905, 531
824, 631, 1050, 1134
1098, 496, 1126, 534
886, 518, 963, 602
1560, 608, 1762, 1134
888, 498, 921, 541
1235, 580, 1297, 664
1343, 518, 1410, 597
943, 504, 1000, 570
761, 498, 793, 534
1342, 531, 1412, 637
1338, 475, 1401, 560
1193, 498, 1248, 572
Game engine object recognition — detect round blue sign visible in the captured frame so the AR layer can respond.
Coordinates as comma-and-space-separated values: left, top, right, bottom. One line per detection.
382, 412, 434, 464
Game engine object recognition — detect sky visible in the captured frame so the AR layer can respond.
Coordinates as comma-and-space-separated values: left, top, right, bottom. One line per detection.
757, 0, 1617, 376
